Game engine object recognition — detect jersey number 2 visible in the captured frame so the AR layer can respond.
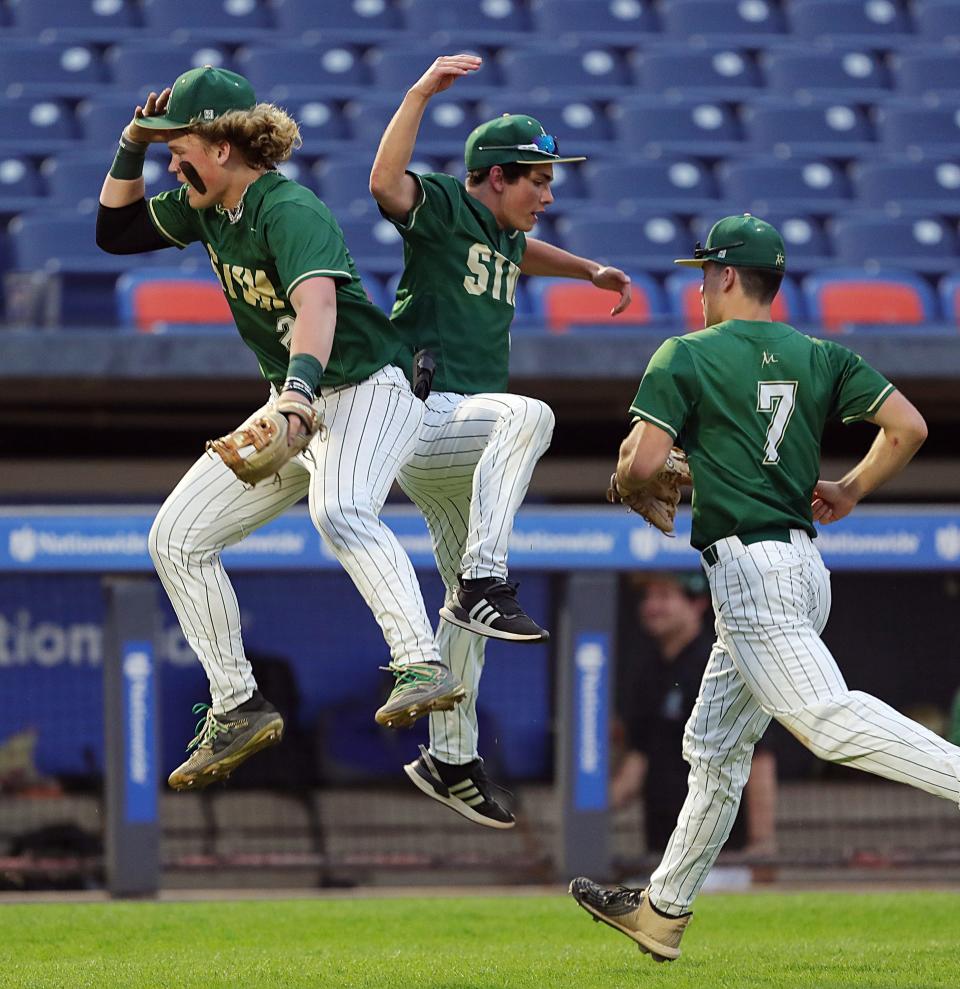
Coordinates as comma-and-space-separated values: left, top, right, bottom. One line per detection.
757, 381, 798, 465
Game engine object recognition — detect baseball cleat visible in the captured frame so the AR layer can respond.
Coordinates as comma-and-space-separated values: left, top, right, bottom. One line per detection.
168, 692, 284, 791
568, 878, 691, 962
439, 576, 549, 643
375, 661, 466, 729
403, 744, 515, 830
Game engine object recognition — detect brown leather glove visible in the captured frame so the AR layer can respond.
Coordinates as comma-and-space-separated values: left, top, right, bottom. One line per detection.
607, 447, 692, 536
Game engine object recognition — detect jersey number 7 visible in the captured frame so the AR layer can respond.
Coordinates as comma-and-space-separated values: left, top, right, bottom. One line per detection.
757, 381, 798, 465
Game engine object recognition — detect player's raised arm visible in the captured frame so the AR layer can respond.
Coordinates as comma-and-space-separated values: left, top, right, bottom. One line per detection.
369, 54, 482, 219
812, 390, 927, 524
521, 237, 632, 315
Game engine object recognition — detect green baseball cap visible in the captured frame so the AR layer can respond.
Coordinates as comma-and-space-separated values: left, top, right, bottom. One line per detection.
675, 214, 786, 272
464, 113, 586, 170
135, 65, 256, 131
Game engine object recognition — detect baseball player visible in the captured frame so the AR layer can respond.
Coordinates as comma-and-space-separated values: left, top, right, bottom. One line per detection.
570, 215, 960, 961
369, 54, 632, 828
96, 67, 464, 791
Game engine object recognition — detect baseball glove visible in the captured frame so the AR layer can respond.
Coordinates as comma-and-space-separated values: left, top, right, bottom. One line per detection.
607, 447, 692, 537
206, 396, 324, 486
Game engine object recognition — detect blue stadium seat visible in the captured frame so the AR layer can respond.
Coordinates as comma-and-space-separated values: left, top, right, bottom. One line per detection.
0, 156, 45, 215
612, 98, 742, 158
789, 0, 914, 48
555, 213, 690, 272
743, 102, 875, 158
891, 53, 960, 100
0, 99, 79, 157
692, 210, 833, 273
41, 153, 178, 210
877, 104, 960, 155
404, 0, 532, 43
0, 43, 108, 100
8, 212, 181, 275
631, 48, 761, 102
498, 46, 632, 96
344, 98, 475, 158
285, 99, 351, 155
77, 96, 142, 147
530, 0, 660, 44
832, 215, 957, 274
937, 273, 960, 328
660, 0, 788, 45
235, 44, 370, 100
583, 158, 719, 214
718, 159, 852, 216
106, 43, 234, 95
272, 0, 402, 41
313, 158, 377, 217
8, 0, 140, 41
337, 216, 404, 274
852, 160, 960, 217
762, 50, 890, 102
367, 45, 504, 99
803, 268, 940, 332
831, 215, 957, 275
140, 0, 273, 41
915, 1, 960, 44
476, 97, 614, 155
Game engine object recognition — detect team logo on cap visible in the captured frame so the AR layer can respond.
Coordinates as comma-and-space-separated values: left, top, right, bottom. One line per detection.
202, 109, 215, 120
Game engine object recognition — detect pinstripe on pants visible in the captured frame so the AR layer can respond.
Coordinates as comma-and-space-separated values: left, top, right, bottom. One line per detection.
649, 529, 960, 914
397, 390, 554, 764
148, 365, 440, 714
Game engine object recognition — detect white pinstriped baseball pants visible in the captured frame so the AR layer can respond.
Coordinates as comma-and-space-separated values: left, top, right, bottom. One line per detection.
649, 529, 960, 914
148, 365, 440, 715
397, 391, 554, 765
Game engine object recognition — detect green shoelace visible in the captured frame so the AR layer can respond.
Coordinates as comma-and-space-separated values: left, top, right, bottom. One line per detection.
381, 662, 439, 697
186, 703, 230, 752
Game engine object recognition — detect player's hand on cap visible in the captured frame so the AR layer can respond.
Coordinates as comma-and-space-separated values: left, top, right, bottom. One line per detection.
125, 88, 172, 144
811, 480, 857, 525
592, 265, 632, 316
409, 54, 483, 99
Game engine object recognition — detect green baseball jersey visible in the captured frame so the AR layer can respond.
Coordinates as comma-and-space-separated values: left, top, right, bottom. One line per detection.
147, 171, 404, 389
382, 172, 526, 394
631, 321, 894, 551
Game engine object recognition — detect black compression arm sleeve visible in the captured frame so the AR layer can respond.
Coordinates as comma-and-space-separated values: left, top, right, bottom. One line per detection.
96, 199, 172, 255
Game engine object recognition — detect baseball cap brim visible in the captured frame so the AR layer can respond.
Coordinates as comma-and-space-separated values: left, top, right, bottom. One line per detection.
673, 257, 706, 268
515, 155, 587, 164
134, 114, 192, 131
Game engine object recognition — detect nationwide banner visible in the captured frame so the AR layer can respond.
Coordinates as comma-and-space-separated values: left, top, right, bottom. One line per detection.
0, 505, 958, 572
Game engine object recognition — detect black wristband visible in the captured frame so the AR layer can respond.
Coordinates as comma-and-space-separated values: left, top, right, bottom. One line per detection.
282, 377, 315, 402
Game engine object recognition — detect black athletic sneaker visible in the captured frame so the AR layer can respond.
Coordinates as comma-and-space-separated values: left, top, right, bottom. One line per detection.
403, 744, 515, 829
168, 691, 284, 791
439, 577, 549, 643
568, 878, 691, 961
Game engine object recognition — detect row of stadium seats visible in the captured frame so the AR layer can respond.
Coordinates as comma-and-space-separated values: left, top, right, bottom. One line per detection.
3, 0, 960, 49
111, 265, 960, 335
5, 92, 960, 162
3, 39, 960, 101
5, 151, 958, 223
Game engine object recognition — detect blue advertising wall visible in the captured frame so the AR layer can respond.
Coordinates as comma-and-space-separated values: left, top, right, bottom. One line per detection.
1, 505, 958, 781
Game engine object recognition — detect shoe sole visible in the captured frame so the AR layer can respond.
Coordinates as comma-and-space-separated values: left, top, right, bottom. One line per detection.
403, 761, 516, 830
167, 718, 285, 791
374, 684, 467, 730
568, 882, 678, 962
439, 607, 550, 643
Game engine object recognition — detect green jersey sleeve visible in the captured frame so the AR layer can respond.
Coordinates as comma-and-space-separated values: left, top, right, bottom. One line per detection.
628, 337, 700, 438
147, 185, 201, 249
382, 172, 459, 242
262, 201, 353, 297
825, 341, 895, 424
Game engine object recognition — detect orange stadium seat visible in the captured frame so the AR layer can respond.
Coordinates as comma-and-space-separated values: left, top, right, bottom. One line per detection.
802, 270, 938, 333
666, 270, 803, 331
116, 270, 232, 332
528, 273, 666, 333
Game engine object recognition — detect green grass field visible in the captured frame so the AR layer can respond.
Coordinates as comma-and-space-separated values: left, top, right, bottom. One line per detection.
2, 891, 958, 989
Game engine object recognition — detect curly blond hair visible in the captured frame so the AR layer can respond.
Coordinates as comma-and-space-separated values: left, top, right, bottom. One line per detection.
190, 103, 302, 169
